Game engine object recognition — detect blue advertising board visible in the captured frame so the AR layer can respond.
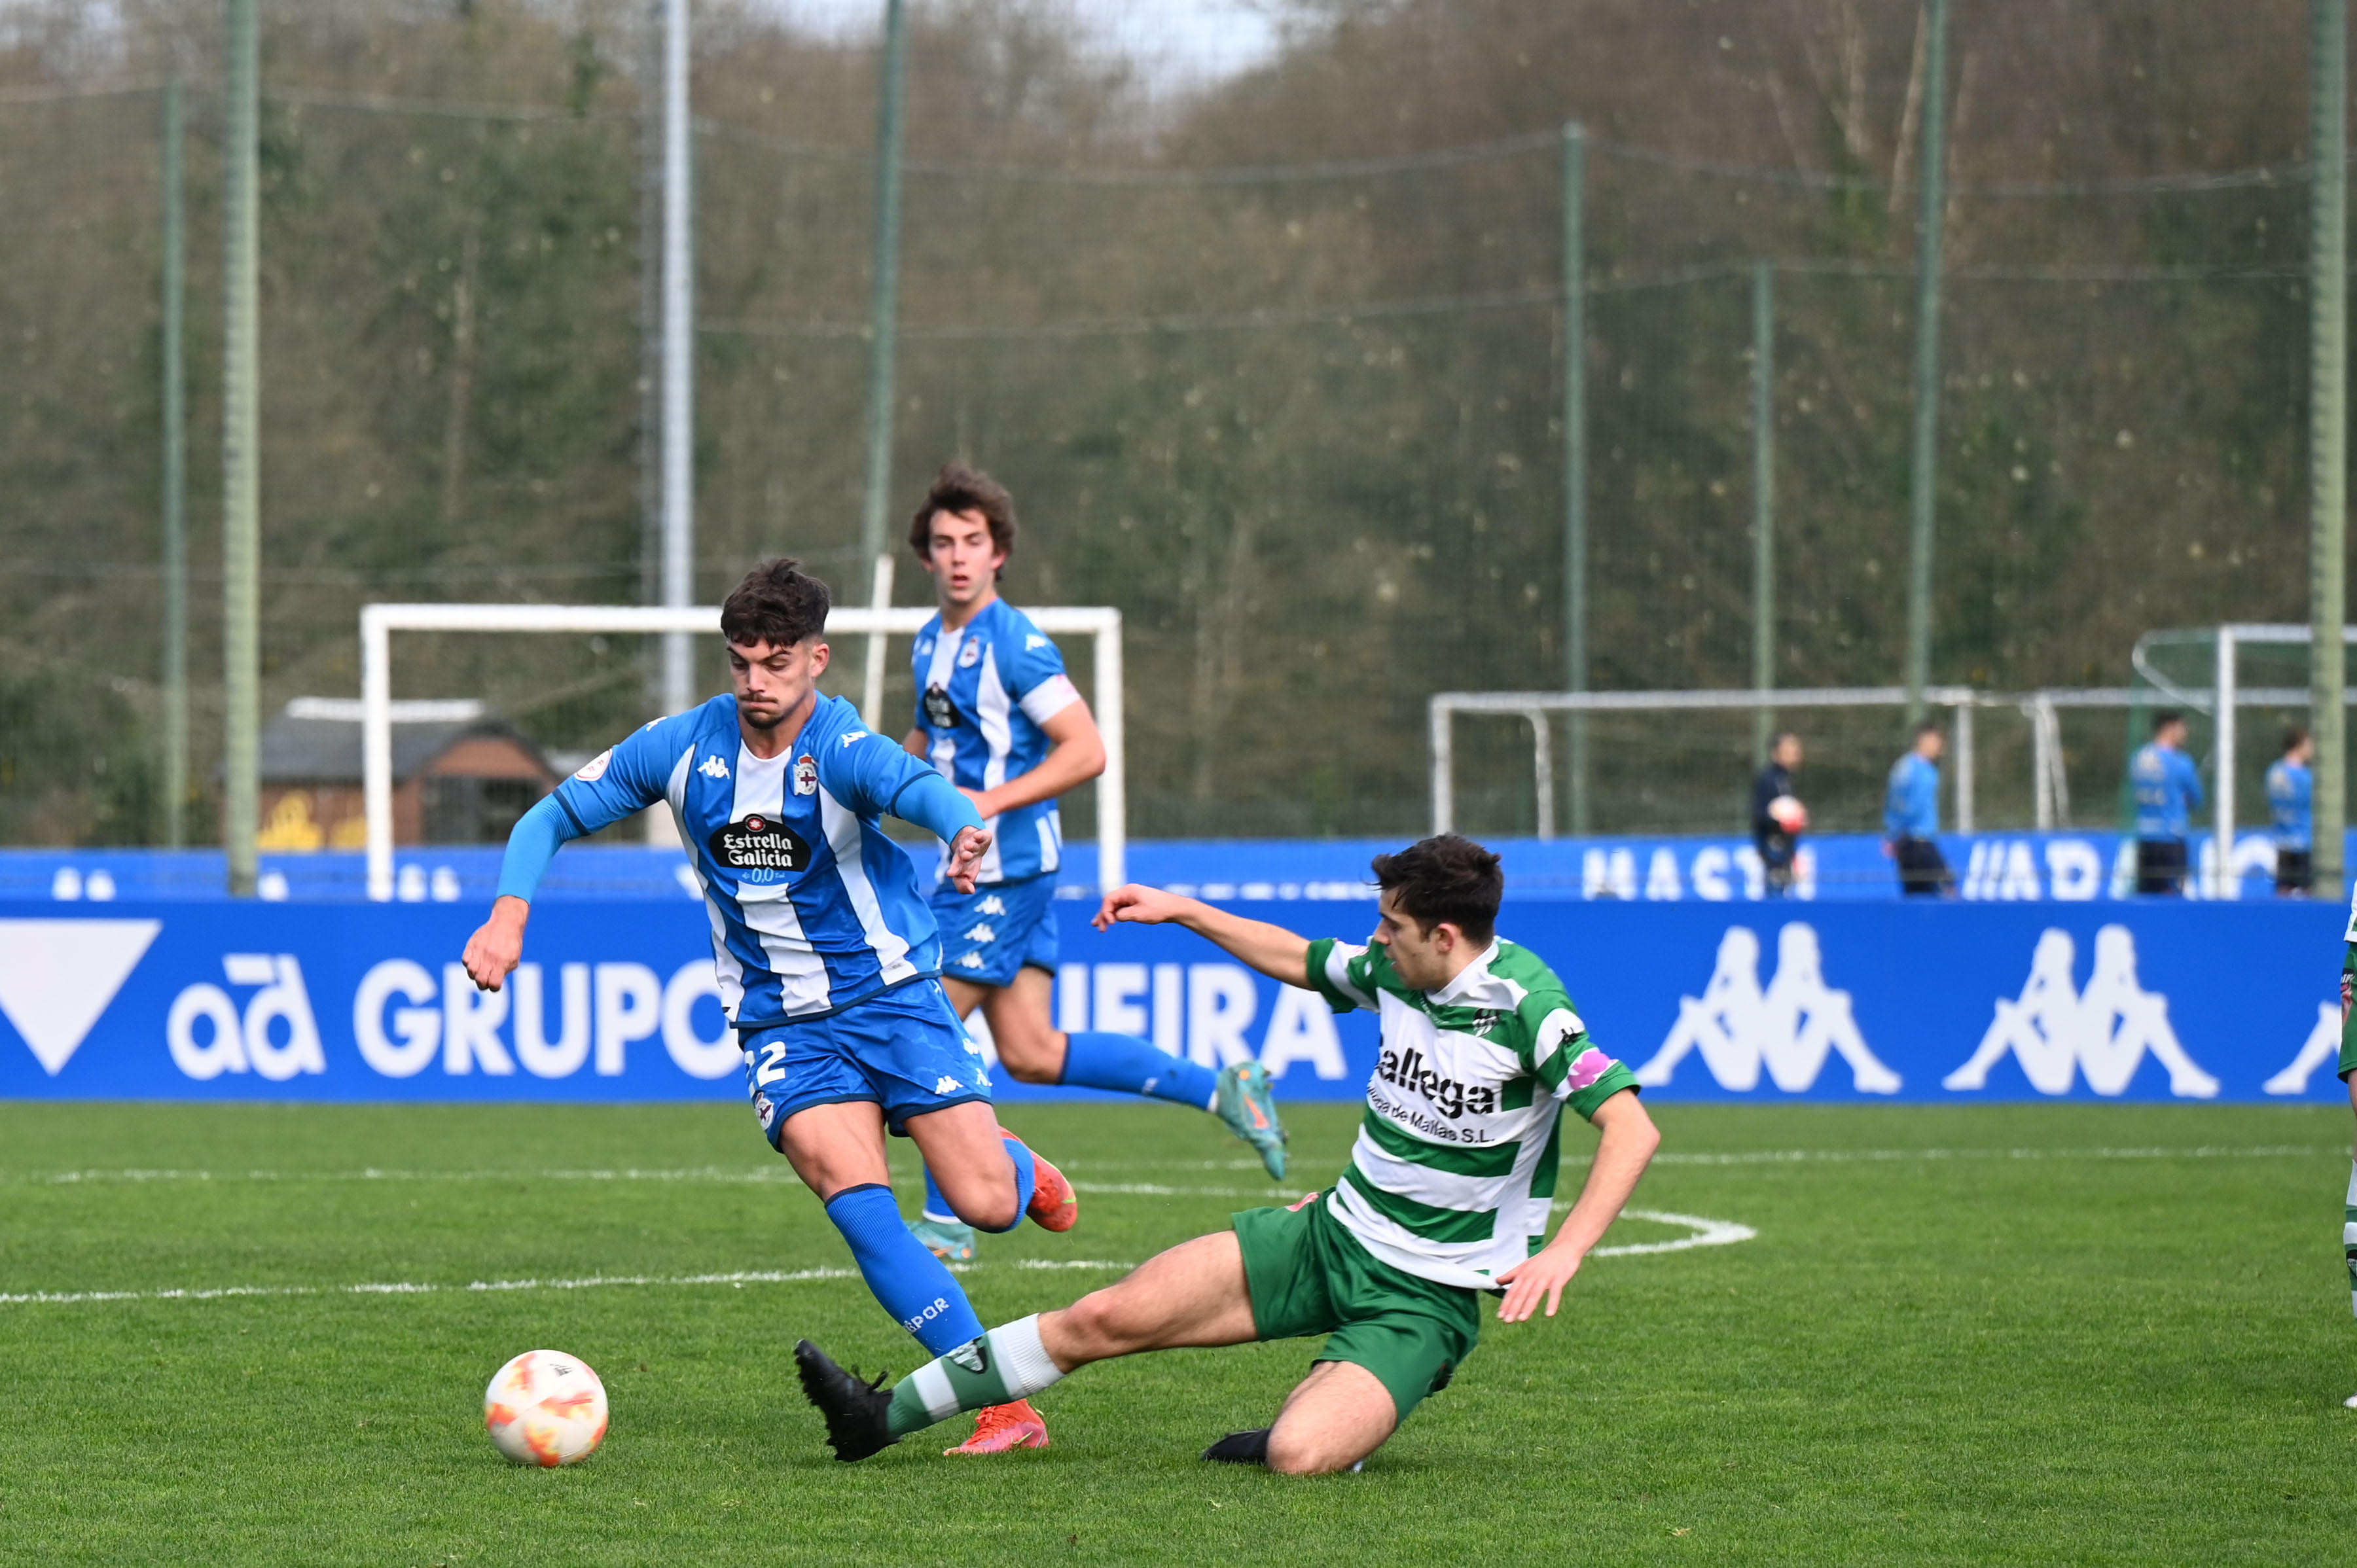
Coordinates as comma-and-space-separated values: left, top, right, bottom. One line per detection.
0, 827, 2324, 906
0, 898, 2344, 1107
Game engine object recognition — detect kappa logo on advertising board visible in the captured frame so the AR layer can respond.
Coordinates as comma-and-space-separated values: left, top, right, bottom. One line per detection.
1635, 925, 1901, 1094
0, 918, 162, 1075
1943, 926, 2219, 1098
2261, 999, 2344, 1096
168, 953, 328, 1082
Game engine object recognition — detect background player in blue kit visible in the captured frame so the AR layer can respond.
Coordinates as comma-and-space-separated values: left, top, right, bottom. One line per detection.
458, 558, 1079, 1425
2130, 710, 2204, 895
896, 467, 1289, 1454
2268, 725, 2314, 896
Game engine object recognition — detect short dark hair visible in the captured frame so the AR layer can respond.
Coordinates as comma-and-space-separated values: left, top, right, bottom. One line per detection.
1915, 720, 1944, 740
2285, 724, 2312, 754
1771, 730, 1801, 751
908, 461, 1017, 577
721, 558, 830, 648
2152, 709, 2184, 736
1370, 834, 1503, 945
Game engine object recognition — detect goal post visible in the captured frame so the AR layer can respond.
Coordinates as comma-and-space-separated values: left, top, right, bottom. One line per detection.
359, 601, 1125, 902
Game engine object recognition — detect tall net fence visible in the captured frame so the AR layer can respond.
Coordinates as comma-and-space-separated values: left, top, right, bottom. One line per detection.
0, 0, 2335, 844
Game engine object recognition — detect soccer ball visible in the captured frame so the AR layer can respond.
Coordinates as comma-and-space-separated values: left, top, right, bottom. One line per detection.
1767, 794, 1808, 834
484, 1349, 609, 1467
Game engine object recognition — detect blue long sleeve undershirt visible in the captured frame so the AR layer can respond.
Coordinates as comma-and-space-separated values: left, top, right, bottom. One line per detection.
494, 794, 580, 904
889, 768, 988, 846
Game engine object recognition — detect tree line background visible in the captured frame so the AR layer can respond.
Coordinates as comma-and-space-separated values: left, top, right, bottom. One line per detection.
0, 0, 2332, 844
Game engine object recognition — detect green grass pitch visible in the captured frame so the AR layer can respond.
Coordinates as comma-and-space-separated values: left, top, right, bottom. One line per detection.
3, 1098, 2356, 1565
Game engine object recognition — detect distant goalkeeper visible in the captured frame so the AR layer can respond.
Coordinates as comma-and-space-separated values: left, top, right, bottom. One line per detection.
796, 835, 1661, 1473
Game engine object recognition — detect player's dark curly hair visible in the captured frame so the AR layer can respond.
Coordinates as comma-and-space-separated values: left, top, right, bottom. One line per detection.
907, 461, 1017, 579
1370, 834, 1503, 944
721, 558, 831, 648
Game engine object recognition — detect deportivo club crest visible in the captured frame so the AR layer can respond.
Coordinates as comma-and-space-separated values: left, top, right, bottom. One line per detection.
958, 637, 985, 668
793, 754, 818, 795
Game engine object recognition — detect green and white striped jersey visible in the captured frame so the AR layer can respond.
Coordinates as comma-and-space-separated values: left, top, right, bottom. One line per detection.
1304, 935, 1639, 1290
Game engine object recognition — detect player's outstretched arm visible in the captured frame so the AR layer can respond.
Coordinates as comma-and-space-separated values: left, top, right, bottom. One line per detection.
1092, 885, 1312, 988
966, 701, 1106, 819
461, 791, 583, 991
1494, 1088, 1660, 1323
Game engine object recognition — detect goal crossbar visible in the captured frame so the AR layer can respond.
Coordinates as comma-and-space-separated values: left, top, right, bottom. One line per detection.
361, 602, 1124, 902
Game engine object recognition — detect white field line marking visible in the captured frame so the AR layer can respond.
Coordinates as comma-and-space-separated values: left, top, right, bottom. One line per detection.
1586, 1209, 1756, 1256
7, 1145, 2331, 1190
0, 1212, 1755, 1310
0, 1258, 1140, 1310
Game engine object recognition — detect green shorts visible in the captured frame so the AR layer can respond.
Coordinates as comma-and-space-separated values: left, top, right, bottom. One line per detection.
2339, 952, 2356, 1082
1232, 1192, 1482, 1423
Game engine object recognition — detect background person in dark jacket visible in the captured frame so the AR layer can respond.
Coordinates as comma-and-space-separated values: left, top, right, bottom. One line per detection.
1752, 732, 1805, 898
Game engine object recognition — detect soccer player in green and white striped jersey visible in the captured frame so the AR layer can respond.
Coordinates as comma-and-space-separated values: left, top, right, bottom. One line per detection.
795, 834, 1661, 1474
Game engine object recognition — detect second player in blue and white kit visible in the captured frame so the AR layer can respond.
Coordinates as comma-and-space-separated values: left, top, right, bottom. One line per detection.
459, 560, 1079, 1442
898, 467, 1288, 1245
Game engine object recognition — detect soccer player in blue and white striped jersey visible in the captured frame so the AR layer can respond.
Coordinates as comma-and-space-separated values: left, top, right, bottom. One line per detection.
896, 465, 1287, 1453
459, 559, 1077, 1399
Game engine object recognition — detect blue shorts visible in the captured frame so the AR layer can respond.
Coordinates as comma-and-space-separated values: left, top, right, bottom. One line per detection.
930, 872, 1059, 988
742, 978, 993, 1147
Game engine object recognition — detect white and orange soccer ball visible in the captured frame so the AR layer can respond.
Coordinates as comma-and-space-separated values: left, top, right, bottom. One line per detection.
484, 1349, 609, 1467
1767, 794, 1808, 834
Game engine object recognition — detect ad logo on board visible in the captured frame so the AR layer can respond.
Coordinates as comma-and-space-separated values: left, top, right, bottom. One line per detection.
1634, 925, 1901, 1094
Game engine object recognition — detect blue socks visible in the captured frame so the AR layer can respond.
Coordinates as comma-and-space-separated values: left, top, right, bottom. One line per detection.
1061, 1030, 1221, 1110
919, 1136, 1036, 1234
823, 1183, 984, 1356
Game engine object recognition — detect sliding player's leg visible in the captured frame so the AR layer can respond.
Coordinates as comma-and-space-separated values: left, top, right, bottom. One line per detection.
796, 1230, 1261, 1461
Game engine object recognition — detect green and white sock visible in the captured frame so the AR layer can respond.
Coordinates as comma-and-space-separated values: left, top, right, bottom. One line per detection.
2343, 1160, 2356, 1319
886, 1314, 1066, 1438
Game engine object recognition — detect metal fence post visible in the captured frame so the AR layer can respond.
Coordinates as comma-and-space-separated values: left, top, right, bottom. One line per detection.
1903, 0, 1951, 727
222, 0, 261, 895
2312, 0, 2348, 899
1561, 122, 1589, 832
160, 76, 188, 849
1752, 259, 1776, 764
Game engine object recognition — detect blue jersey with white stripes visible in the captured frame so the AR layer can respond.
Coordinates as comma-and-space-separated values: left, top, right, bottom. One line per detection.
549, 693, 950, 1027
911, 597, 1083, 883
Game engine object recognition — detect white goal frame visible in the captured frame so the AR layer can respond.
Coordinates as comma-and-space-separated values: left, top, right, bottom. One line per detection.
361, 602, 1125, 902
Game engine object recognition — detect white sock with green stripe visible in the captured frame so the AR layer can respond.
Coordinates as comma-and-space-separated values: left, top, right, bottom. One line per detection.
2344, 1161, 2357, 1318
886, 1315, 1066, 1437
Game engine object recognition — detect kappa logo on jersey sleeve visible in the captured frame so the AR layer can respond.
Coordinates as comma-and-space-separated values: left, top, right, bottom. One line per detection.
698, 754, 730, 780
1024, 633, 1048, 650
706, 813, 814, 876
962, 923, 996, 944
1634, 924, 1901, 1094
975, 895, 1007, 916
1943, 926, 2218, 1097
838, 730, 871, 749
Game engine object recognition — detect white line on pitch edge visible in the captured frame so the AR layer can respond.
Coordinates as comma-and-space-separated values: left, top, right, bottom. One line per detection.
0, 1213, 1757, 1308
